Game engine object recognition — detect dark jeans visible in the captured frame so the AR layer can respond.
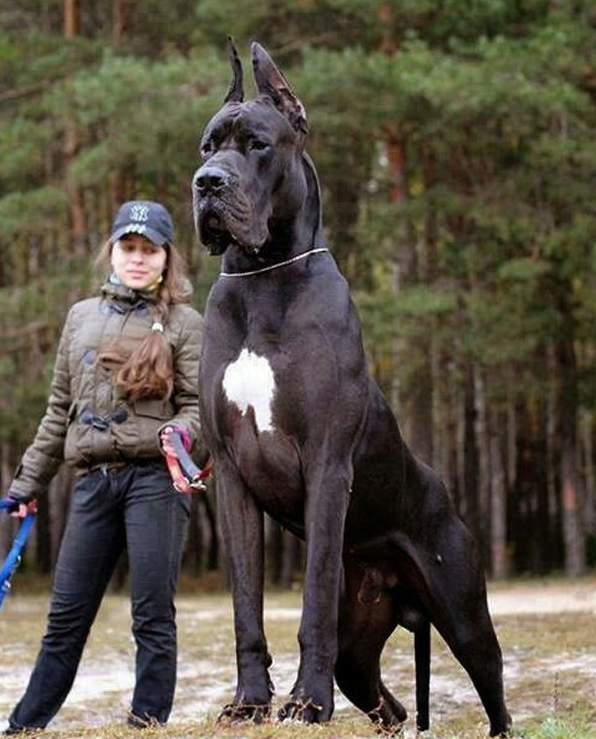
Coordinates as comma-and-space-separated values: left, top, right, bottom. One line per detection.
8, 460, 190, 731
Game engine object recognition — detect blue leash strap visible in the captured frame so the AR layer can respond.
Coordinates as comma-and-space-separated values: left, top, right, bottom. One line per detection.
0, 499, 36, 610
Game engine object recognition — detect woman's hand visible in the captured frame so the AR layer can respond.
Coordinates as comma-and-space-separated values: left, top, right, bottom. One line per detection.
2, 496, 37, 518
159, 426, 193, 493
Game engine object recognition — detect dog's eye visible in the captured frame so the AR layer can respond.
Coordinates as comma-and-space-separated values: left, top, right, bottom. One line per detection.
249, 140, 269, 152
200, 141, 213, 159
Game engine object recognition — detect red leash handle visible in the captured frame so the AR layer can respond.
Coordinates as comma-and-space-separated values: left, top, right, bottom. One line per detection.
164, 431, 212, 493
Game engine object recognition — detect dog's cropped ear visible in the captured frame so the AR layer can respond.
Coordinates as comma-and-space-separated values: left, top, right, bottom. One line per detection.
251, 42, 308, 136
224, 36, 244, 104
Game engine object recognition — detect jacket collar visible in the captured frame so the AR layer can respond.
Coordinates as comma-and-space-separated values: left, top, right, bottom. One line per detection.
101, 273, 159, 309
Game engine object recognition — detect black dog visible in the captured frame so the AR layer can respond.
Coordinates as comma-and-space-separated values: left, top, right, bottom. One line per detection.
192, 40, 511, 736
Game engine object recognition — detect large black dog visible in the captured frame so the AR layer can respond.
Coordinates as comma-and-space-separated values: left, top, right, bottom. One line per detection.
192, 40, 510, 736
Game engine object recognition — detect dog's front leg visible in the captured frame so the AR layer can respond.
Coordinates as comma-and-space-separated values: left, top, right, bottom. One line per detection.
217, 460, 273, 723
279, 466, 350, 723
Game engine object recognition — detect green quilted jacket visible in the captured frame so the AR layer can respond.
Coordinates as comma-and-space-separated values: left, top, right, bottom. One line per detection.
9, 279, 203, 499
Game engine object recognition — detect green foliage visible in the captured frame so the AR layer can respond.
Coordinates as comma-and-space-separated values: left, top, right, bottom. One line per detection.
529, 716, 596, 739
0, 117, 52, 187
42, 49, 228, 188
0, 186, 68, 238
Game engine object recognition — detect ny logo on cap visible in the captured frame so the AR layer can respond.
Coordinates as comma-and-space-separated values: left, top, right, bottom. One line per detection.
130, 204, 150, 222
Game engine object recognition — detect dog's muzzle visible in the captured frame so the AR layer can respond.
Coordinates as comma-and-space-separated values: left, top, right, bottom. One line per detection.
192, 166, 233, 254
194, 165, 230, 197
192, 163, 268, 256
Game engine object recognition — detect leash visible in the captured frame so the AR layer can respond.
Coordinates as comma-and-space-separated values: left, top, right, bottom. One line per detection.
219, 247, 329, 278
165, 432, 213, 493
0, 499, 36, 611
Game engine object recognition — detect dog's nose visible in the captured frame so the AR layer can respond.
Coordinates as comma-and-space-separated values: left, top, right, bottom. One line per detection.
194, 166, 229, 196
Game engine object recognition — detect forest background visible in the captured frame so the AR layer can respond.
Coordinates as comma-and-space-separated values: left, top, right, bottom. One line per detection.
1, 0, 596, 587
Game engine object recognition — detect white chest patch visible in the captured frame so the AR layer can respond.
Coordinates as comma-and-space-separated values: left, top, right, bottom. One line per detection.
222, 348, 276, 433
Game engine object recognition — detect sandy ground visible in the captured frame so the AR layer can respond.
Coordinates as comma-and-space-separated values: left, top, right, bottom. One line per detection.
0, 579, 595, 734
487, 580, 596, 615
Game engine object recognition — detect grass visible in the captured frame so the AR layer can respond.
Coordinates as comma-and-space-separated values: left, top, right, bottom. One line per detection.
0, 581, 595, 738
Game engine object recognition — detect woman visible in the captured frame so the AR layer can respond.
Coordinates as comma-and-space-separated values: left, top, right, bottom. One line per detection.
3, 200, 203, 733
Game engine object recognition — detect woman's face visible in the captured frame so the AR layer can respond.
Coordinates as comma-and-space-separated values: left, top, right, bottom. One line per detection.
111, 234, 168, 290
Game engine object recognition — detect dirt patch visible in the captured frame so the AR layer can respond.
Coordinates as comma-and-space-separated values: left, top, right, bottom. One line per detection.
488, 581, 596, 615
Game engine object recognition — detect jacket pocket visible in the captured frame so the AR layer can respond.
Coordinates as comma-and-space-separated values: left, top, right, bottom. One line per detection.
123, 398, 175, 458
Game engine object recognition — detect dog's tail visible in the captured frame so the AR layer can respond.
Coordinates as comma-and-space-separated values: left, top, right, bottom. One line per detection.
415, 619, 431, 731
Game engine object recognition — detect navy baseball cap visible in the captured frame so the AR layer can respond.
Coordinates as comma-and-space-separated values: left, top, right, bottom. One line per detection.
111, 200, 174, 246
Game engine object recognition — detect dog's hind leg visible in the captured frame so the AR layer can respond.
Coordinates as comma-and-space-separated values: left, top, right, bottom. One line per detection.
414, 524, 511, 737
334, 559, 408, 731
432, 601, 509, 735
430, 598, 509, 736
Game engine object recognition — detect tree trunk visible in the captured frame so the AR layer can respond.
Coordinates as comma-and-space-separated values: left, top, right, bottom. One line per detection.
63, 0, 87, 257
377, 2, 397, 52
48, 465, 74, 568
109, 169, 129, 216
580, 409, 596, 535
430, 337, 451, 483
463, 360, 479, 536
489, 408, 507, 579
546, 345, 559, 531
474, 364, 490, 558
560, 441, 584, 576
385, 129, 433, 462
0, 441, 13, 559
506, 367, 517, 491
451, 354, 466, 516
112, 0, 134, 44
386, 128, 417, 289
265, 515, 283, 585
64, 0, 80, 35
183, 494, 204, 576
35, 485, 51, 574
280, 531, 302, 589
200, 490, 219, 571
377, 4, 434, 464
554, 336, 585, 576
423, 149, 446, 476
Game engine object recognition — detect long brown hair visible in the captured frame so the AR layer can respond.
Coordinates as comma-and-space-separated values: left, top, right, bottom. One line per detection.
95, 239, 191, 402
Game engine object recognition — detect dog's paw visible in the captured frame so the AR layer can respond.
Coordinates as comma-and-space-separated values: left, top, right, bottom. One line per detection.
367, 696, 407, 735
278, 696, 331, 723
489, 713, 514, 738
217, 701, 271, 724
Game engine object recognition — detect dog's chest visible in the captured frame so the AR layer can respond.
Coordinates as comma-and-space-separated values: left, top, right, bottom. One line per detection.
222, 347, 277, 433
216, 344, 305, 521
